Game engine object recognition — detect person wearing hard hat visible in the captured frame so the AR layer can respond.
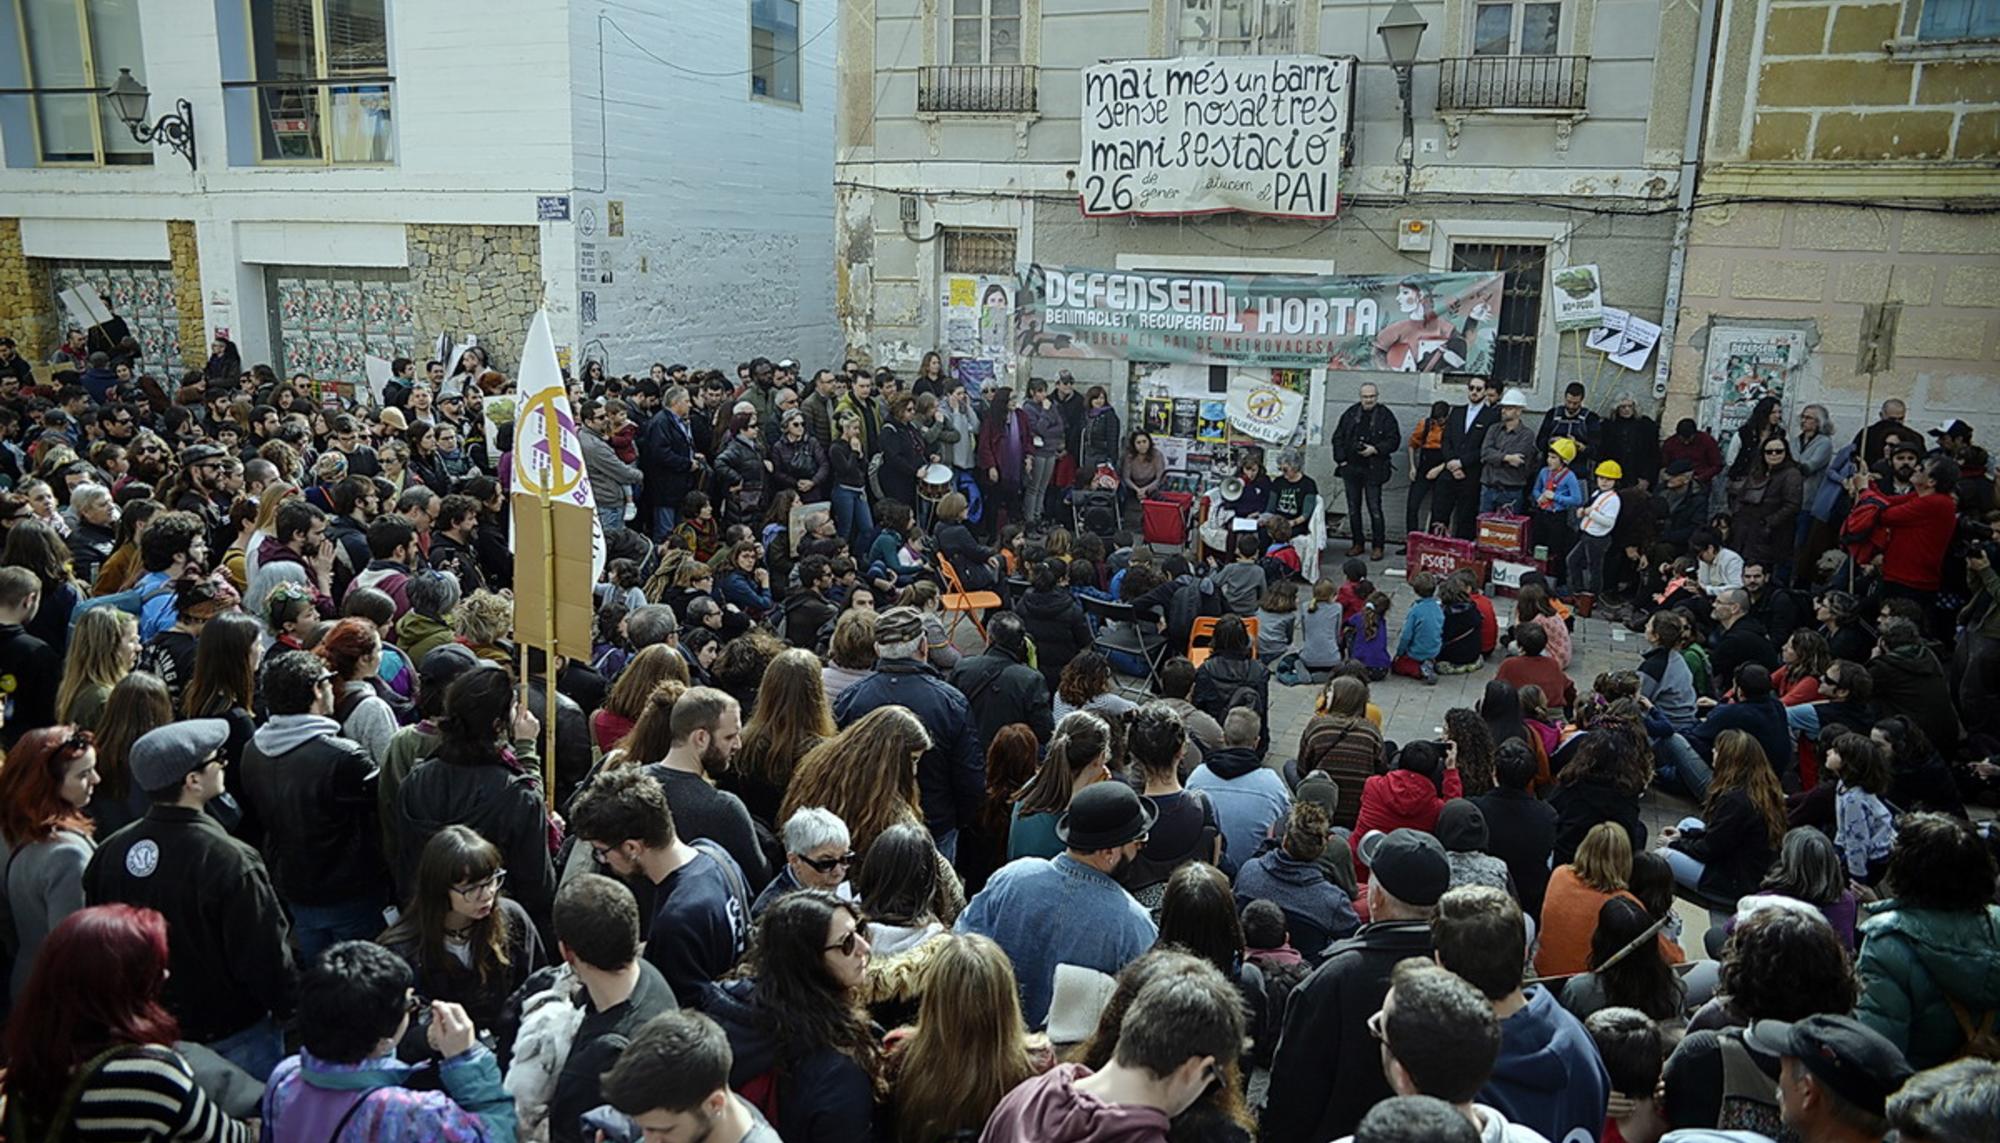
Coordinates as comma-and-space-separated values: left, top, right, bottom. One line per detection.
1530, 437, 1585, 580
1568, 458, 1624, 603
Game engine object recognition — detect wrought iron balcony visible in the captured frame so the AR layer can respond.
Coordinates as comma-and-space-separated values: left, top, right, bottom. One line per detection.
1437, 55, 1589, 112
918, 64, 1039, 114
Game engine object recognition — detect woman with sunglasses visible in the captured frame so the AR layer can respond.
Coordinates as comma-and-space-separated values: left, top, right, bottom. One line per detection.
0, 726, 99, 1001
1727, 433, 1803, 579
378, 825, 545, 1058
701, 889, 881, 1143
3, 905, 254, 1141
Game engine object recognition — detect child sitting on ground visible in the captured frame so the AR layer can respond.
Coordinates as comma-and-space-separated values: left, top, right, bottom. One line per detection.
1391, 573, 1443, 684
1345, 591, 1393, 680
1298, 578, 1344, 673
1517, 683, 1565, 759
1334, 557, 1370, 619
1255, 580, 1300, 661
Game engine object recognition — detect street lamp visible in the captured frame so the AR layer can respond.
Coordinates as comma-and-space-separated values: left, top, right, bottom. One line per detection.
104, 68, 196, 170
1376, 0, 1429, 196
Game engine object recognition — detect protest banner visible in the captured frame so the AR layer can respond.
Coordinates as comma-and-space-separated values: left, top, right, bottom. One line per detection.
1224, 373, 1306, 444
1550, 264, 1604, 330
1015, 262, 1505, 373
1081, 55, 1353, 218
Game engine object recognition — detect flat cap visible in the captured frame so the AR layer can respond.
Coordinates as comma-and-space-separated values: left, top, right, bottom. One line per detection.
129, 719, 230, 794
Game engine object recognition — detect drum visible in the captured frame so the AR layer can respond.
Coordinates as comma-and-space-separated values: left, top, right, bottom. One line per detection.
918, 463, 954, 502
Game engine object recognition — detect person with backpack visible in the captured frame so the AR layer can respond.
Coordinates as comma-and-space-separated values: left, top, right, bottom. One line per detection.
1192, 614, 1271, 754
504, 873, 678, 1143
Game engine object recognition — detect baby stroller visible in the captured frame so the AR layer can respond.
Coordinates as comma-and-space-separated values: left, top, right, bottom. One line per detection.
1071, 488, 1120, 541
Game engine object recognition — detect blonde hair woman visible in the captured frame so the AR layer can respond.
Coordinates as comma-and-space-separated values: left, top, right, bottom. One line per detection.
1536, 820, 1640, 977
236, 482, 300, 589
453, 590, 515, 664
55, 609, 139, 733
885, 933, 1051, 1143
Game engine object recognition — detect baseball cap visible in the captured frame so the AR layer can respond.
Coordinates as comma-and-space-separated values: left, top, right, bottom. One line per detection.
1931, 419, 1971, 439
1744, 1015, 1912, 1117
1358, 829, 1451, 907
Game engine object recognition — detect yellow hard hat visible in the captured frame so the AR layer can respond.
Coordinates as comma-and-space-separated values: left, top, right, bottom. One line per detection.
1548, 438, 1578, 464
1595, 459, 1623, 480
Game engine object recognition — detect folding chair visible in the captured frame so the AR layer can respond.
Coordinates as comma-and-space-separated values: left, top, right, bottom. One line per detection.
1187, 615, 1260, 669
937, 554, 1002, 643
1084, 596, 1168, 699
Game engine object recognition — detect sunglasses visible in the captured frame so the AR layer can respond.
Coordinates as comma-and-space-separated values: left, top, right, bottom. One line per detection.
823, 927, 866, 957
798, 851, 856, 874
1763, 448, 1786, 456
44, 728, 94, 766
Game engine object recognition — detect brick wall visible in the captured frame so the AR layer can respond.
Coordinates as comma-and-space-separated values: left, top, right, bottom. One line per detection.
1667, 205, 2000, 430
1749, 0, 2000, 161
0, 220, 57, 362
407, 224, 543, 376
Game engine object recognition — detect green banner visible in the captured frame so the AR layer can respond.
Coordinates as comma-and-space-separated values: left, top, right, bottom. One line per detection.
1015, 262, 1506, 373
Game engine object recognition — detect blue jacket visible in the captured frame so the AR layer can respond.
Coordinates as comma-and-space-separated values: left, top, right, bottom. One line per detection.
1187, 747, 1289, 878
956, 853, 1157, 1029
1687, 694, 1792, 778
833, 658, 984, 839
716, 569, 773, 618
1395, 596, 1444, 661
260, 1046, 515, 1142
1232, 849, 1358, 961
1480, 985, 1610, 1143
1530, 466, 1584, 513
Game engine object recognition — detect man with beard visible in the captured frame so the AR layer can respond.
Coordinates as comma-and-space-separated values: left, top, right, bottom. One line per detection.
1655, 459, 1706, 550
127, 431, 175, 488
638, 686, 768, 889
325, 475, 379, 598
169, 444, 231, 551
426, 493, 486, 595
1597, 394, 1662, 490
741, 356, 780, 429
690, 375, 731, 459
1536, 382, 1602, 477
1434, 376, 1501, 538
1333, 384, 1399, 558
954, 780, 1159, 1029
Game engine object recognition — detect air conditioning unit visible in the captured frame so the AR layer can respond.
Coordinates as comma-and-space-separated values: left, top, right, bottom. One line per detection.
1397, 219, 1432, 252
899, 195, 920, 224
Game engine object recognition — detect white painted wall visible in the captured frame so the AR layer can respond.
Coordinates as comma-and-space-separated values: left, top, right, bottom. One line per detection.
566, 0, 841, 373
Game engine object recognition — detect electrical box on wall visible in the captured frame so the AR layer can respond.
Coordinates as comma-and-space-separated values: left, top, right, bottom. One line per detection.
1397, 219, 1432, 252
899, 195, 920, 224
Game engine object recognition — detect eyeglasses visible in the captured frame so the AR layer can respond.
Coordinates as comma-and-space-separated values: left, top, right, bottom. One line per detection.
589, 842, 619, 863
823, 928, 866, 957
451, 869, 508, 899
797, 851, 856, 874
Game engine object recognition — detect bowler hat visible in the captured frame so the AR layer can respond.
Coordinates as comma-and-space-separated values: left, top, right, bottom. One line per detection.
1056, 782, 1158, 852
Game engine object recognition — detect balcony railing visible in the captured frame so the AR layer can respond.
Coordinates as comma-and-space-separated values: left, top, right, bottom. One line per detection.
918, 65, 1039, 114
1437, 55, 1589, 112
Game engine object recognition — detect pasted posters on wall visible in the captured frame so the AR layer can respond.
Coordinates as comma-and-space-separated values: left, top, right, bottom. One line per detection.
943, 273, 1014, 398
1698, 322, 1817, 437
1550, 264, 1604, 331
1081, 55, 1353, 218
1017, 262, 1504, 373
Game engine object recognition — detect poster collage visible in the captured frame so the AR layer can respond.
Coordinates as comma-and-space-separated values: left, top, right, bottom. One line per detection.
271, 274, 420, 398
1127, 362, 1317, 495
49, 263, 183, 372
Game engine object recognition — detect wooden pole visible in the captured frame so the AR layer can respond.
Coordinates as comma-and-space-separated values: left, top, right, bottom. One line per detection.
542, 489, 558, 811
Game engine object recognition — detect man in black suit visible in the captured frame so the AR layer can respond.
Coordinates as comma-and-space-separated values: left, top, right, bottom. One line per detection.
1431, 376, 1502, 538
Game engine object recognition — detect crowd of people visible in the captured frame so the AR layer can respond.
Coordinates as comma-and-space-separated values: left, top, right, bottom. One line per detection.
0, 329, 1995, 1143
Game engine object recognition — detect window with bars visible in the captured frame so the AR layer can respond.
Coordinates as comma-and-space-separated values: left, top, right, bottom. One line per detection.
942, 228, 1017, 275
15, 0, 151, 165
1450, 242, 1546, 388
1177, 0, 1298, 56
1472, 0, 1561, 55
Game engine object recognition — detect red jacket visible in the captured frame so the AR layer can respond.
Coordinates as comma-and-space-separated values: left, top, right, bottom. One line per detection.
1496, 653, 1577, 712
1877, 489, 1957, 591
1661, 431, 1723, 483
1349, 767, 1464, 877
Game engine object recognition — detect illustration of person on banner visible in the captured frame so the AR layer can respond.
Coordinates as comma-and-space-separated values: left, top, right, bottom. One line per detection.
1373, 276, 1496, 373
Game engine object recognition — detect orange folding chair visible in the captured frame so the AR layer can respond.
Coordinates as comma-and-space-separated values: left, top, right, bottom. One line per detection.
1187, 615, 1261, 669
937, 554, 1002, 643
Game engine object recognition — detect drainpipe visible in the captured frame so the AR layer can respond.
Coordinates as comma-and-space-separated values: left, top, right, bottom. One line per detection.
1652, 0, 1724, 405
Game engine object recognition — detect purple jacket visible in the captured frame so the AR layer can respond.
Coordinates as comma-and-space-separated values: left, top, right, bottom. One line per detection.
259, 1046, 514, 1142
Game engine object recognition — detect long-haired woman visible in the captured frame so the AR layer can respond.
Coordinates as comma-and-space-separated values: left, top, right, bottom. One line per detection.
180, 613, 262, 796
56, 607, 139, 733
5, 519, 83, 653
1156, 861, 1271, 1059
1444, 705, 1498, 797
965, 723, 1039, 892
1126, 702, 1223, 905
378, 824, 546, 1052
0, 726, 98, 1000
90, 497, 162, 595
84, 672, 173, 836
316, 617, 397, 765
1772, 628, 1830, 706
1663, 729, 1785, 901
1006, 711, 1112, 861
2, 905, 253, 1140
590, 644, 687, 754
1067, 947, 1255, 1140
600, 678, 687, 772
393, 664, 553, 923
1559, 897, 1685, 1025
1052, 650, 1139, 725
735, 647, 836, 828
1538, 820, 1640, 978
885, 933, 1051, 1143
853, 821, 950, 1027
1295, 675, 1382, 826
1727, 433, 1803, 573
705, 890, 883, 1143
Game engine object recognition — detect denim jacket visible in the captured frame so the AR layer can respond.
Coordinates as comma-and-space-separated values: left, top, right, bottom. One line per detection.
955, 853, 1158, 1029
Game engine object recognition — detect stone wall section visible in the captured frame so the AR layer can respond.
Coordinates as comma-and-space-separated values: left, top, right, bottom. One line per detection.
167, 221, 206, 370
407, 224, 543, 376
0, 220, 58, 363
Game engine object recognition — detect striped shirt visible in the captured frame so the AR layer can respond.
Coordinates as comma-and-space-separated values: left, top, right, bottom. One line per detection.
51, 1045, 252, 1142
